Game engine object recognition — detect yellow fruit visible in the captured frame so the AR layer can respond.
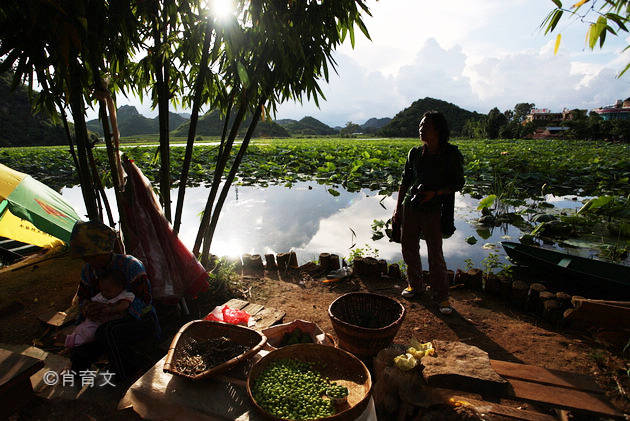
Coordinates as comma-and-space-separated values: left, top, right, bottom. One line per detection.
394, 353, 418, 371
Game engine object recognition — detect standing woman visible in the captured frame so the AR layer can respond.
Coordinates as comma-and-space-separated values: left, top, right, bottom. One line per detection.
392, 111, 464, 314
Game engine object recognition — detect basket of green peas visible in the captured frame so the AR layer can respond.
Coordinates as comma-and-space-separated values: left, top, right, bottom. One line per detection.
247, 343, 372, 420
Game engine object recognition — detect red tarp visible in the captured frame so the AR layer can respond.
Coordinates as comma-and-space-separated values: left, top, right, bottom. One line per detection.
120, 157, 209, 299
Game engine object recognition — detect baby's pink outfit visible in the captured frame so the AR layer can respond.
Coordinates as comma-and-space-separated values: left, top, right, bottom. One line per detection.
65, 290, 135, 348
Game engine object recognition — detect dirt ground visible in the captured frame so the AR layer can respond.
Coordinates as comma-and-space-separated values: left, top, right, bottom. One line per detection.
241, 270, 630, 417
1, 257, 629, 419
0, 251, 83, 345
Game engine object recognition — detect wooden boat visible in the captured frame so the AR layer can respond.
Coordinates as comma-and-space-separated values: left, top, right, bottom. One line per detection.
501, 241, 630, 296
565, 298, 630, 329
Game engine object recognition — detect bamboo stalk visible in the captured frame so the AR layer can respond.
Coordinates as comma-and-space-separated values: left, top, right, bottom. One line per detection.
97, 90, 128, 239
67, 62, 99, 221
174, 23, 214, 233
193, 101, 248, 256
200, 98, 265, 265
86, 144, 114, 227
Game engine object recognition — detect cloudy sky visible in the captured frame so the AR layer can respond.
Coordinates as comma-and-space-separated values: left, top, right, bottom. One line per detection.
109, 0, 630, 127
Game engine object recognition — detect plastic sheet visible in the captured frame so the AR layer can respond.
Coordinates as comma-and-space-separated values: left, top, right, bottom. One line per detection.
120, 158, 209, 299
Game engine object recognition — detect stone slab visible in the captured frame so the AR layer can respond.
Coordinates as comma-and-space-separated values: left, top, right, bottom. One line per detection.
421, 340, 509, 395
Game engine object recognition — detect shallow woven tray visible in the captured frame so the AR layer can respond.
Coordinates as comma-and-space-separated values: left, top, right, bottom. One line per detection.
163, 320, 266, 380
247, 343, 372, 421
262, 319, 337, 350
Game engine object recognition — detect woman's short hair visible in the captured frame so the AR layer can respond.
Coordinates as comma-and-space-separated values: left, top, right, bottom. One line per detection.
421, 110, 450, 146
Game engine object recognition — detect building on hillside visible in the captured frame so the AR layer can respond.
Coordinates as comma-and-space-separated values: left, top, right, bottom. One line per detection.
525, 108, 563, 123
592, 98, 630, 121
562, 108, 587, 121
531, 126, 569, 139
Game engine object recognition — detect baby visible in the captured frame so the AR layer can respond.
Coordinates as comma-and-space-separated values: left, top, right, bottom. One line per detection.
65, 269, 135, 348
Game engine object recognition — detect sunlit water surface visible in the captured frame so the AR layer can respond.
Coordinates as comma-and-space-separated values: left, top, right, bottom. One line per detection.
61, 181, 607, 270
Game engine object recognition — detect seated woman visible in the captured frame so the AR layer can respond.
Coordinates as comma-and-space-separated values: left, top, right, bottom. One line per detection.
69, 220, 161, 381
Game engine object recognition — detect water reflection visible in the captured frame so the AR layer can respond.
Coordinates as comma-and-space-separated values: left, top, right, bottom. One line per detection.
62, 181, 530, 270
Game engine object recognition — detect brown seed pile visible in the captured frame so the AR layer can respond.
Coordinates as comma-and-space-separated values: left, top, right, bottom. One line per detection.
174, 336, 250, 375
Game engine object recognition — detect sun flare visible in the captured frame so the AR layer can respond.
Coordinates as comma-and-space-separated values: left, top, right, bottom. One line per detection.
207, 0, 234, 21
212, 238, 244, 258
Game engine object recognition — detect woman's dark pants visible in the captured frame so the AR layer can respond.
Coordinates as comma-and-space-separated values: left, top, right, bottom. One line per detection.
70, 313, 157, 381
401, 204, 449, 301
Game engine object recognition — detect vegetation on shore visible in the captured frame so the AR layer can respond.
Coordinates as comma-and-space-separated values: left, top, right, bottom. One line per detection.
1, 137, 628, 200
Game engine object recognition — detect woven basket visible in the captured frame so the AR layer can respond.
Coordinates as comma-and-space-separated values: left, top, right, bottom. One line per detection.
262, 319, 337, 351
163, 320, 266, 380
247, 343, 372, 421
328, 292, 405, 360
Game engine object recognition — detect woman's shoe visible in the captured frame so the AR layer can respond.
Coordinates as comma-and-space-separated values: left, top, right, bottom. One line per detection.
438, 299, 453, 315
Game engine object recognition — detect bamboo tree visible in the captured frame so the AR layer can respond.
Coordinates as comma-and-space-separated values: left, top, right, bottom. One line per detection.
2, 0, 372, 262
67, 59, 100, 220
57, 102, 80, 173
193, 99, 248, 255
200, 97, 265, 265
134, 0, 197, 222
173, 22, 215, 233
0, 0, 140, 224
194, 0, 372, 262
154, 23, 172, 222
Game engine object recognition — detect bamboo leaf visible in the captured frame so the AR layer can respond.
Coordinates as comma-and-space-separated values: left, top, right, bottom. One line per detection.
545, 10, 563, 34
588, 23, 599, 48
589, 17, 607, 49
572, 0, 588, 8
349, 25, 355, 48
554, 33, 562, 54
356, 18, 371, 41
236, 61, 249, 88
618, 61, 630, 77
606, 13, 627, 32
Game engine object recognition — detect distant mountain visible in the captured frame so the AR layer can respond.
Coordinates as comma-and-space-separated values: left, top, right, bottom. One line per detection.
86, 105, 188, 136
0, 73, 68, 147
275, 119, 296, 126
360, 117, 391, 133
275, 116, 337, 135
379, 98, 480, 137
169, 113, 189, 131
172, 110, 289, 138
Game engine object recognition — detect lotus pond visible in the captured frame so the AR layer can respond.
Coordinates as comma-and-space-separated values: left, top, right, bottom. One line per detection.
1, 137, 629, 270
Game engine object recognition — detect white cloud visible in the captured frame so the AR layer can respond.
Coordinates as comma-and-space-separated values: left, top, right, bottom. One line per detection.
395, 39, 476, 110
278, 34, 630, 125
85, 1, 630, 125
465, 44, 630, 111
276, 54, 404, 126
